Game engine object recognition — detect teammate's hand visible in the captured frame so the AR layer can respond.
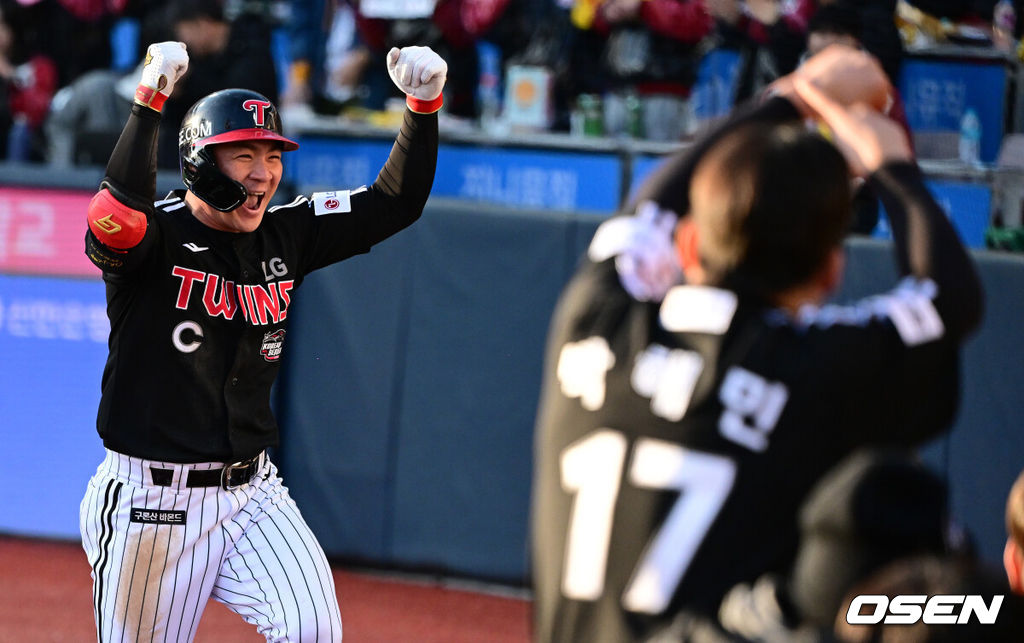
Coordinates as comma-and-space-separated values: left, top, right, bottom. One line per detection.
386, 46, 447, 101
793, 76, 911, 176
772, 44, 891, 116
135, 41, 189, 111
589, 202, 682, 302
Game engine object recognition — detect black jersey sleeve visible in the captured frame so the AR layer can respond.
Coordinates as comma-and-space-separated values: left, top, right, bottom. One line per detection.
868, 161, 984, 341
549, 259, 631, 343
84, 103, 162, 275
294, 108, 438, 274
795, 163, 983, 449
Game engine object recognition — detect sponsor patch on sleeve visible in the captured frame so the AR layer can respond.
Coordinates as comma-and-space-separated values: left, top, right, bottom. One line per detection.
312, 190, 353, 216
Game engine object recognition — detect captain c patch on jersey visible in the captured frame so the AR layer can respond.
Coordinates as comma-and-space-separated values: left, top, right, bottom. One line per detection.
261, 329, 286, 362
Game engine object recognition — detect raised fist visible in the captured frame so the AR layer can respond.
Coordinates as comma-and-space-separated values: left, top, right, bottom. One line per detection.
773, 44, 892, 117
135, 41, 189, 111
796, 44, 891, 113
387, 46, 447, 103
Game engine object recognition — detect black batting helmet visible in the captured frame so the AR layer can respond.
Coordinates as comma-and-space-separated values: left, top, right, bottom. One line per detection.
178, 88, 299, 212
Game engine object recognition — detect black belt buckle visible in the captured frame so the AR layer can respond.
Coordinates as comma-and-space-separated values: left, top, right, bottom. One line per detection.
221, 453, 261, 490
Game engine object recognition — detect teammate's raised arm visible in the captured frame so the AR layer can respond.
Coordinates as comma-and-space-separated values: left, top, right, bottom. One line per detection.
792, 73, 983, 340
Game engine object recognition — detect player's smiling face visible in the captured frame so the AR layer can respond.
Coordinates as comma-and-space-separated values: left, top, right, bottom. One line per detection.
192, 140, 283, 233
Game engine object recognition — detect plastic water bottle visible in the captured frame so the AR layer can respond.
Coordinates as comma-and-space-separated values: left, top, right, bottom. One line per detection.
958, 108, 982, 166
476, 41, 502, 134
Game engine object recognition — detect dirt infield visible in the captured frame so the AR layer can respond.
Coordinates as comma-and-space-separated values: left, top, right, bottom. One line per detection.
0, 535, 531, 642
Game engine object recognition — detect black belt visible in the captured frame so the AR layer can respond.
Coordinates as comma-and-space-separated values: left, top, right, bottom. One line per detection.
150, 452, 264, 490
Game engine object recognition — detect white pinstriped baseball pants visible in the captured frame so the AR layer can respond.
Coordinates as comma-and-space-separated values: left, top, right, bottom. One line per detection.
80, 449, 343, 642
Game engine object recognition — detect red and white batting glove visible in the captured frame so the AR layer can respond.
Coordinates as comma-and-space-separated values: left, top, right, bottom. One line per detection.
134, 41, 189, 112
386, 46, 448, 114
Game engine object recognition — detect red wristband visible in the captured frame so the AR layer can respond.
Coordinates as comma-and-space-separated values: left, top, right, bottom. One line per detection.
134, 84, 168, 112
406, 93, 443, 114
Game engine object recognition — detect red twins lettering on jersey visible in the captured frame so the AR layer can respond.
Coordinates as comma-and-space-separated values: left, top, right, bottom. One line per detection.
243, 99, 272, 127
171, 266, 294, 326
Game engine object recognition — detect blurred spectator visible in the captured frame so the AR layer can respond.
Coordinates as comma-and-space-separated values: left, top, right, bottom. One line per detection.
805, 2, 857, 55
566, 0, 713, 140
44, 65, 135, 166
321, 2, 370, 107
911, 0, 1022, 32
709, 0, 817, 102
282, 0, 373, 116
152, 0, 278, 169
501, 0, 577, 131
281, 0, 326, 113
0, 3, 58, 161
835, 555, 1024, 642
901, 1, 1024, 52
1005, 467, 1024, 594
354, 0, 515, 119
2, 0, 124, 88
821, 0, 903, 84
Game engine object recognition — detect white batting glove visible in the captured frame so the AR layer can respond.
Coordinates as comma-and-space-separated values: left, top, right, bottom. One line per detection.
135, 41, 189, 112
387, 46, 448, 113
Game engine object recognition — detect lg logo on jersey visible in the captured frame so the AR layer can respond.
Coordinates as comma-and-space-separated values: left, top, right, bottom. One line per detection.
262, 257, 287, 281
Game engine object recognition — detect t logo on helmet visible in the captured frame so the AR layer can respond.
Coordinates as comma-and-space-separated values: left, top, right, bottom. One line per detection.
243, 99, 272, 127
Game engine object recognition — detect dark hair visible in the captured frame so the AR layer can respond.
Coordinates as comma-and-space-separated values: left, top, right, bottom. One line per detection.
167, 0, 225, 25
808, 5, 864, 41
689, 123, 852, 299
790, 449, 952, 628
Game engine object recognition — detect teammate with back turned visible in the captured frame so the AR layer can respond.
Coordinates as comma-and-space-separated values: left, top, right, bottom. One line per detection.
530, 45, 983, 643
78, 41, 446, 641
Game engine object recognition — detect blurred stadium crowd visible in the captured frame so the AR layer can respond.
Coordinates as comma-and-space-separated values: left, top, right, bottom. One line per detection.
0, 0, 1022, 164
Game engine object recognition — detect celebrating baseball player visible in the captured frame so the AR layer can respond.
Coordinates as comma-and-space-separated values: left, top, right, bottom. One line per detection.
531, 45, 984, 642
79, 41, 446, 641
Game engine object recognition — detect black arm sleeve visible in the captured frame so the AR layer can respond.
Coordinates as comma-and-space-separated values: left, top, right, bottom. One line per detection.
299, 108, 438, 273
361, 107, 439, 244
627, 95, 802, 216
84, 103, 162, 275
868, 162, 984, 340
101, 103, 161, 212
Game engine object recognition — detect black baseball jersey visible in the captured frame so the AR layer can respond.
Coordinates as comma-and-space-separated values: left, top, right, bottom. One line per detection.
86, 107, 438, 463
531, 105, 983, 642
